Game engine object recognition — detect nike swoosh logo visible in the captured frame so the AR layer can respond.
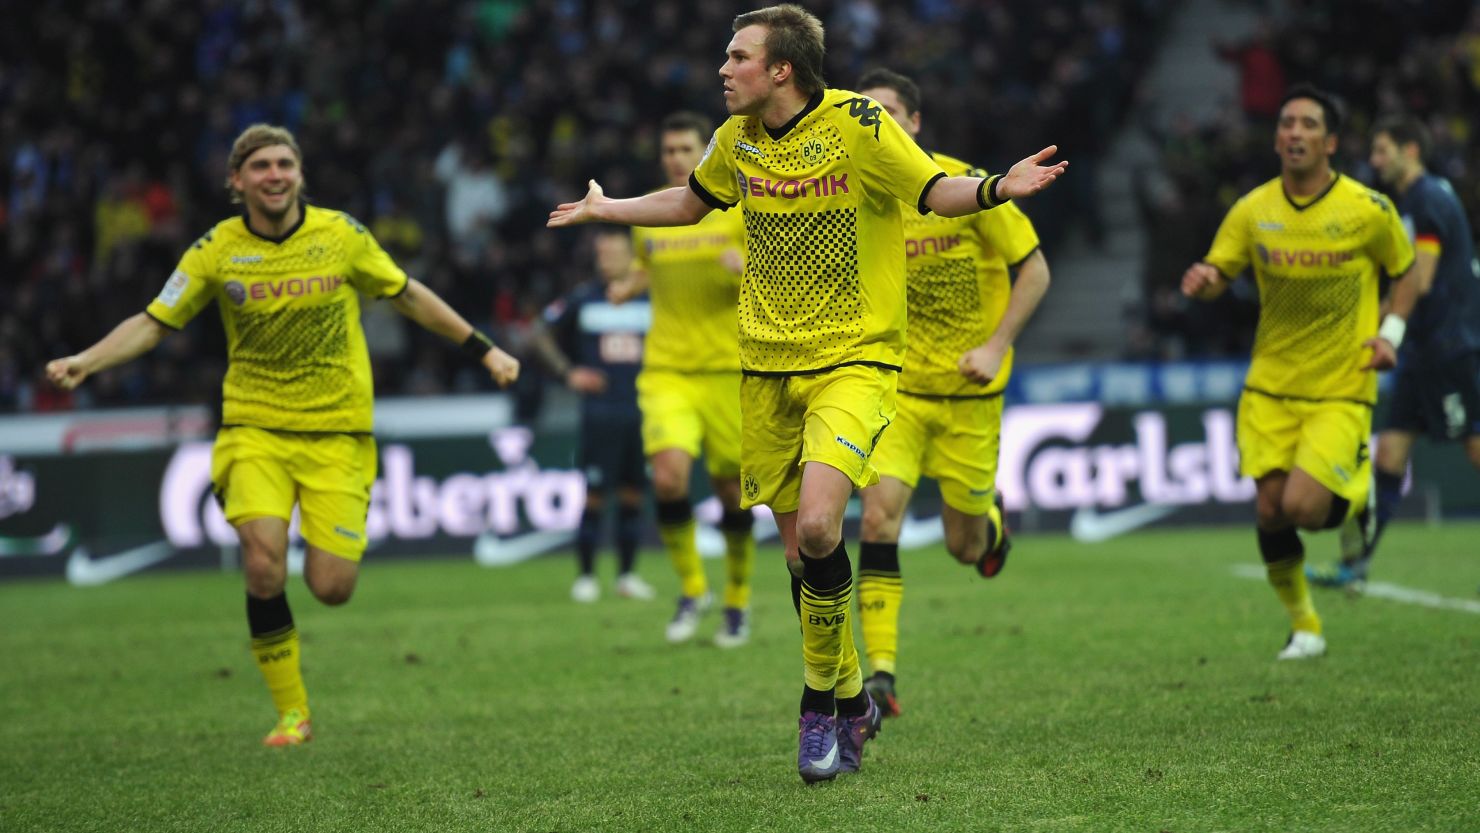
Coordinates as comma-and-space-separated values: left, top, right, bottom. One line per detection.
812, 741, 838, 770
0, 524, 74, 557
1069, 503, 1179, 543
472, 530, 575, 567
66, 540, 177, 586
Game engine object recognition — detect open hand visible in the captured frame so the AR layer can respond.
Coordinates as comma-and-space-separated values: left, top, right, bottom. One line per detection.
997, 146, 1069, 200
548, 180, 606, 227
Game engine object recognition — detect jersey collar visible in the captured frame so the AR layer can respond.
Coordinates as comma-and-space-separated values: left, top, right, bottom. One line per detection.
1282, 172, 1340, 212
764, 90, 824, 141
240, 201, 308, 243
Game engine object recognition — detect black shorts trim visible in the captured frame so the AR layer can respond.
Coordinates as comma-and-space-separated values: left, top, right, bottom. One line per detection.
144, 310, 182, 331
898, 389, 1004, 401
220, 423, 374, 438
1241, 386, 1374, 408
741, 360, 901, 379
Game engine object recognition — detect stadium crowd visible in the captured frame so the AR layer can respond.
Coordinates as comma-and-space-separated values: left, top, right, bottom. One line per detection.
1135, 0, 1480, 360
0, 0, 1160, 414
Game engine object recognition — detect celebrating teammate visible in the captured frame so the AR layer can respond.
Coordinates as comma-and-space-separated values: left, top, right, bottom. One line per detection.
549, 4, 1065, 782
1181, 86, 1416, 659
609, 112, 756, 646
852, 68, 1051, 717
1307, 115, 1480, 590
527, 228, 656, 603
45, 125, 520, 745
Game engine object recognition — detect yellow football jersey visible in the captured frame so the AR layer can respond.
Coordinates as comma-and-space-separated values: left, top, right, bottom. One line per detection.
1205, 174, 1414, 403
900, 151, 1040, 397
632, 205, 745, 373
146, 204, 409, 433
690, 88, 947, 374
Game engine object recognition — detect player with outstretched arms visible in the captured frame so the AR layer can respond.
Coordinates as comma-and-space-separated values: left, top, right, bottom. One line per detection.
549, 4, 1065, 782
46, 125, 519, 745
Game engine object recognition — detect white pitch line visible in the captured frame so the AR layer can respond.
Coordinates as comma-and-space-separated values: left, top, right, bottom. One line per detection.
1229, 564, 1480, 615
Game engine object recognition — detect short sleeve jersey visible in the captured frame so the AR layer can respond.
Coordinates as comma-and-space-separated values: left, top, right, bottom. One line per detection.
689, 89, 947, 375
1204, 174, 1414, 404
146, 204, 409, 433
542, 281, 648, 409
1395, 174, 1480, 359
631, 204, 745, 373
899, 152, 1040, 397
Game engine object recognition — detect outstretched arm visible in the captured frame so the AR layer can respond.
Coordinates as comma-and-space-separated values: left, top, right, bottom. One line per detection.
45, 313, 169, 390
960, 250, 1051, 384
925, 146, 1069, 218
390, 278, 520, 387
549, 181, 712, 228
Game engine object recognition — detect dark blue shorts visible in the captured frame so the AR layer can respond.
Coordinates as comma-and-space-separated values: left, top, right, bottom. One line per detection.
578, 406, 647, 490
1383, 351, 1480, 441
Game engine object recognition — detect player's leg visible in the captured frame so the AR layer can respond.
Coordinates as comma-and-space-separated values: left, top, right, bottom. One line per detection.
214, 427, 312, 745
858, 476, 910, 716
640, 371, 709, 635
612, 411, 653, 600
573, 410, 609, 603
1240, 393, 1324, 658
1360, 429, 1414, 569
710, 475, 754, 647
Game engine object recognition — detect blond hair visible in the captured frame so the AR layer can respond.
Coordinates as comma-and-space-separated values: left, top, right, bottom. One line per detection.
733, 5, 826, 96
225, 124, 304, 203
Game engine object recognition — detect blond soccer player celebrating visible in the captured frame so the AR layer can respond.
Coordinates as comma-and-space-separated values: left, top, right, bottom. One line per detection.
550, 5, 1064, 781
46, 125, 519, 745
853, 68, 1051, 717
1181, 86, 1416, 660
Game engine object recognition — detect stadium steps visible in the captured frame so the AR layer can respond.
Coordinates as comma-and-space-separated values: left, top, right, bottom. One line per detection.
1016, 0, 1259, 364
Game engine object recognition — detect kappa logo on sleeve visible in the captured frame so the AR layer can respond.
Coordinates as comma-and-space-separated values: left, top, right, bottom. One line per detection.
834, 97, 883, 140
157, 270, 190, 308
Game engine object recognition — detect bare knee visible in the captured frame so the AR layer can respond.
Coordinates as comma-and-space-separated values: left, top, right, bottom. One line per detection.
309, 580, 355, 606
239, 531, 287, 598
1280, 490, 1329, 531
305, 551, 358, 606
946, 532, 986, 565
796, 512, 841, 558
860, 499, 903, 543
650, 464, 687, 502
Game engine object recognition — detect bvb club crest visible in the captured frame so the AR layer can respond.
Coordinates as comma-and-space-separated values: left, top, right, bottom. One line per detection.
801, 138, 825, 166
743, 473, 760, 501
224, 281, 247, 306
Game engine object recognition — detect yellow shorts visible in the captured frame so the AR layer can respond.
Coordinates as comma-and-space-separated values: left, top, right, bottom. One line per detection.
637, 369, 742, 478
739, 365, 896, 513
1237, 390, 1372, 508
873, 393, 1003, 515
211, 426, 377, 561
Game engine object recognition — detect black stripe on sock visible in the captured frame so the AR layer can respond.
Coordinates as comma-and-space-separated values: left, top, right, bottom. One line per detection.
801, 685, 835, 716
1322, 496, 1350, 530
246, 592, 293, 637
1257, 527, 1304, 564
655, 499, 692, 525
801, 542, 851, 592
720, 509, 754, 534
837, 688, 869, 718
858, 541, 900, 575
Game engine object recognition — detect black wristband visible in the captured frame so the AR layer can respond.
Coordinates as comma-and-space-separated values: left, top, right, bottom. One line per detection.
976, 174, 1005, 210
461, 330, 494, 362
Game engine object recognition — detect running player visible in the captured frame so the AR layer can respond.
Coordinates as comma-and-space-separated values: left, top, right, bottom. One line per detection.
1181, 86, 1416, 659
610, 112, 755, 646
45, 124, 520, 744
853, 68, 1051, 717
549, 4, 1065, 781
527, 228, 656, 603
1308, 114, 1480, 589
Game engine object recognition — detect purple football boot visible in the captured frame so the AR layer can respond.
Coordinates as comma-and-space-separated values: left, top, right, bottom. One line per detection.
797, 711, 840, 783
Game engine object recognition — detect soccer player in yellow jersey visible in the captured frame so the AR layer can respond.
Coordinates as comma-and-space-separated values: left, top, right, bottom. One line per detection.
852, 68, 1051, 718
549, 4, 1065, 782
45, 125, 520, 745
1182, 86, 1416, 660
609, 112, 756, 646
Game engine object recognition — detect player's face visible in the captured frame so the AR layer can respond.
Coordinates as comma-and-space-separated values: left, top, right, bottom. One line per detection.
720, 25, 773, 116
859, 86, 921, 139
1275, 98, 1337, 175
233, 145, 302, 220
594, 234, 632, 282
1368, 132, 1405, 186
660, 129, 706, 186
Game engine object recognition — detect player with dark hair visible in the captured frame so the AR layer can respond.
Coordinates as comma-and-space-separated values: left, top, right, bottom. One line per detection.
1182, 87, 1416, 659
853, 67, 1050, 717
527, 228, 656, 604
549, 4, 1065, 781
608, 111, 755, 646
1308, 114, 1480, 590
45, 124, 520, 745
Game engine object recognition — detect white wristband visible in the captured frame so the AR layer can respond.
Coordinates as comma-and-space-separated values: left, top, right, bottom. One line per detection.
1378, 314, 1406, 350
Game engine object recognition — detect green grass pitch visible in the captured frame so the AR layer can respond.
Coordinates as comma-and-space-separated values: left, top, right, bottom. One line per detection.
2, 524, 1477, 832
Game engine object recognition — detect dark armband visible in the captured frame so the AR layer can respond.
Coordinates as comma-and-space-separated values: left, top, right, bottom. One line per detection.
461, 329, 495, 361
976, 174, 1007, 210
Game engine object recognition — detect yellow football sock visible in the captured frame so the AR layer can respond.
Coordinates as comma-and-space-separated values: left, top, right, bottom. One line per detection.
799, 559, 853, 694
1267, 557, 1322, 634
835, 619, 864, 699
251, 626, 308, 717
659, 518, 707, 599
721, 528, 754, 610
858, 571, 902, 676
